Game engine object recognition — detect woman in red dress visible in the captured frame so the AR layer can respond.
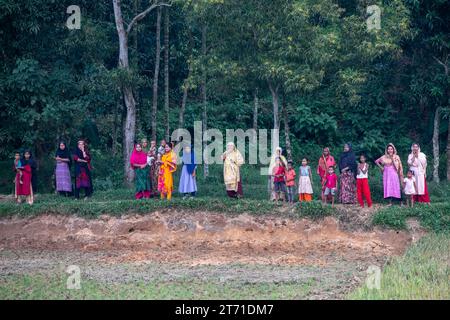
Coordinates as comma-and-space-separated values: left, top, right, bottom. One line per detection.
14, 152, 34, 205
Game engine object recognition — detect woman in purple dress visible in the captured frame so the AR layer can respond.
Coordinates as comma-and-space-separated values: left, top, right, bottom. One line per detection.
178, 145, 197, 198
55, 141, 72, 196
375, 143, 404, 204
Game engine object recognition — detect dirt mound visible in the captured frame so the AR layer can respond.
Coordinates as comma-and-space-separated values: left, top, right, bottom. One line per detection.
0, 211, 419, 266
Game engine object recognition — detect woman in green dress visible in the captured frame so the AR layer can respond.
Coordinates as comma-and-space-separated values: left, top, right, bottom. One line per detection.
130, 143, 151, 199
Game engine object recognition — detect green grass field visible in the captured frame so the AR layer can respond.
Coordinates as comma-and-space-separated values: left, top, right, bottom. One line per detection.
349, 233, 450, 300
0, 275, 315, 300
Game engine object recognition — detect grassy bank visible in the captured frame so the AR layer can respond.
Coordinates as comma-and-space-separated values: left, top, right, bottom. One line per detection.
348, 233, 450, 300
372, 203, 450, 233
0, 190, 335, 220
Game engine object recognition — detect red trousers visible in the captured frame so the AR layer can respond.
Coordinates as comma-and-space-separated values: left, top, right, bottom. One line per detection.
357, 178, 372, 207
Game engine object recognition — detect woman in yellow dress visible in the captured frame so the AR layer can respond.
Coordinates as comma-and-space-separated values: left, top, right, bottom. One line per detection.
222, 142, 244, 198
158, 143, 177, 200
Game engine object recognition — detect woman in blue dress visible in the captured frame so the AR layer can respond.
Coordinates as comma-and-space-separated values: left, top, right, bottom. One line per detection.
178, 145, 197, 198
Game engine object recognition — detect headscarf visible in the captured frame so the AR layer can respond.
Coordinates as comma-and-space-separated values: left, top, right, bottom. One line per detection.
268, 146, 287, 174
338, 143, 357, 176
318, 147, 335, 178
408, 143, 427, 169
55, 141, 72, 167
385, 142, 402, 173
182, 145, 196, 174
130, 144, 147, 168
223, 142, 244, 191
73, 141, 91, 173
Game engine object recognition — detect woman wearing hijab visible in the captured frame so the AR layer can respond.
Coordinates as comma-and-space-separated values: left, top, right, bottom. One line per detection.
268, 147, 288, 200
14, 151, 34, 205
55, 141, 72, 196
179, 145, 197, 198
73, 139, 93, 199
407, 143, 430, 203
130, 142, 151, 200
317, 147, 336, 193
222, 142, 244, 198
338, 143, 357, 204
141, 138, 149, 153
158, 142, 177, 200
375, 143, 403, 204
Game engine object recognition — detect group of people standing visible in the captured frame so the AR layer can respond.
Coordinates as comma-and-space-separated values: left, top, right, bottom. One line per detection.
13, 137, 431, 207
268, 142, 431, 207
129, 139, 197, 200
13, 140, 94, 204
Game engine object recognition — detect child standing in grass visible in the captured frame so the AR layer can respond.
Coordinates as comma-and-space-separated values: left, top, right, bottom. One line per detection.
403, 170, 417, 207
298, 158, 313, 202
356, 154, 372, 208
272, 157, 286, 203
285, 161, 296, 203
322, 166, 338, 207
13, 152, 23, 185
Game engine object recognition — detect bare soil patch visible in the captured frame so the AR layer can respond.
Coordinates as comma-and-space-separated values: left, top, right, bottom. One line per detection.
0, 211, 418, 266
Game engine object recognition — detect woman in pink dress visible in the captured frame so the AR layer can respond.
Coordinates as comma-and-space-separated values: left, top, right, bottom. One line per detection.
375, 143, 403, 204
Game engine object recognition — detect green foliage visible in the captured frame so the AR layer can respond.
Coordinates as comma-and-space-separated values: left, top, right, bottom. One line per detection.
373, 202, 450, 233
0, 0, 450, 181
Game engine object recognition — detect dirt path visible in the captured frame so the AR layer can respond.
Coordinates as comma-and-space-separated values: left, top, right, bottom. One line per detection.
0, 211, 425, 299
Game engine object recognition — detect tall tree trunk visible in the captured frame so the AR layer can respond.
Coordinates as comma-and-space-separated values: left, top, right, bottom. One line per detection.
253, 88, 259, 131
201, 26, 208, 177
113, 0, 136, 184
282, 101, 292, 162
268, 82, 280, 130
113, 0, 168, 184
432, 107, 441, 183
164, 7, 170, 142
151, 7, 162, 142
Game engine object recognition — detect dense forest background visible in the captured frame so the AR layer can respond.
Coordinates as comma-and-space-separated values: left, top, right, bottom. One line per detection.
0, 0, 449, 192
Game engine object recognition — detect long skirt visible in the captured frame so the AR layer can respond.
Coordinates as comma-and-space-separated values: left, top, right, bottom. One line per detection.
227, 181, 243, 198
339, 171, 356, 204
76, 167, 91, 189
179, 165, 197, 194
383, 165, 401, 199
413, 179, 431, 203
55, 162, 72, 192
298, 176, 313, 194
15, 170, 32, 196
135, 167, 151, 199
